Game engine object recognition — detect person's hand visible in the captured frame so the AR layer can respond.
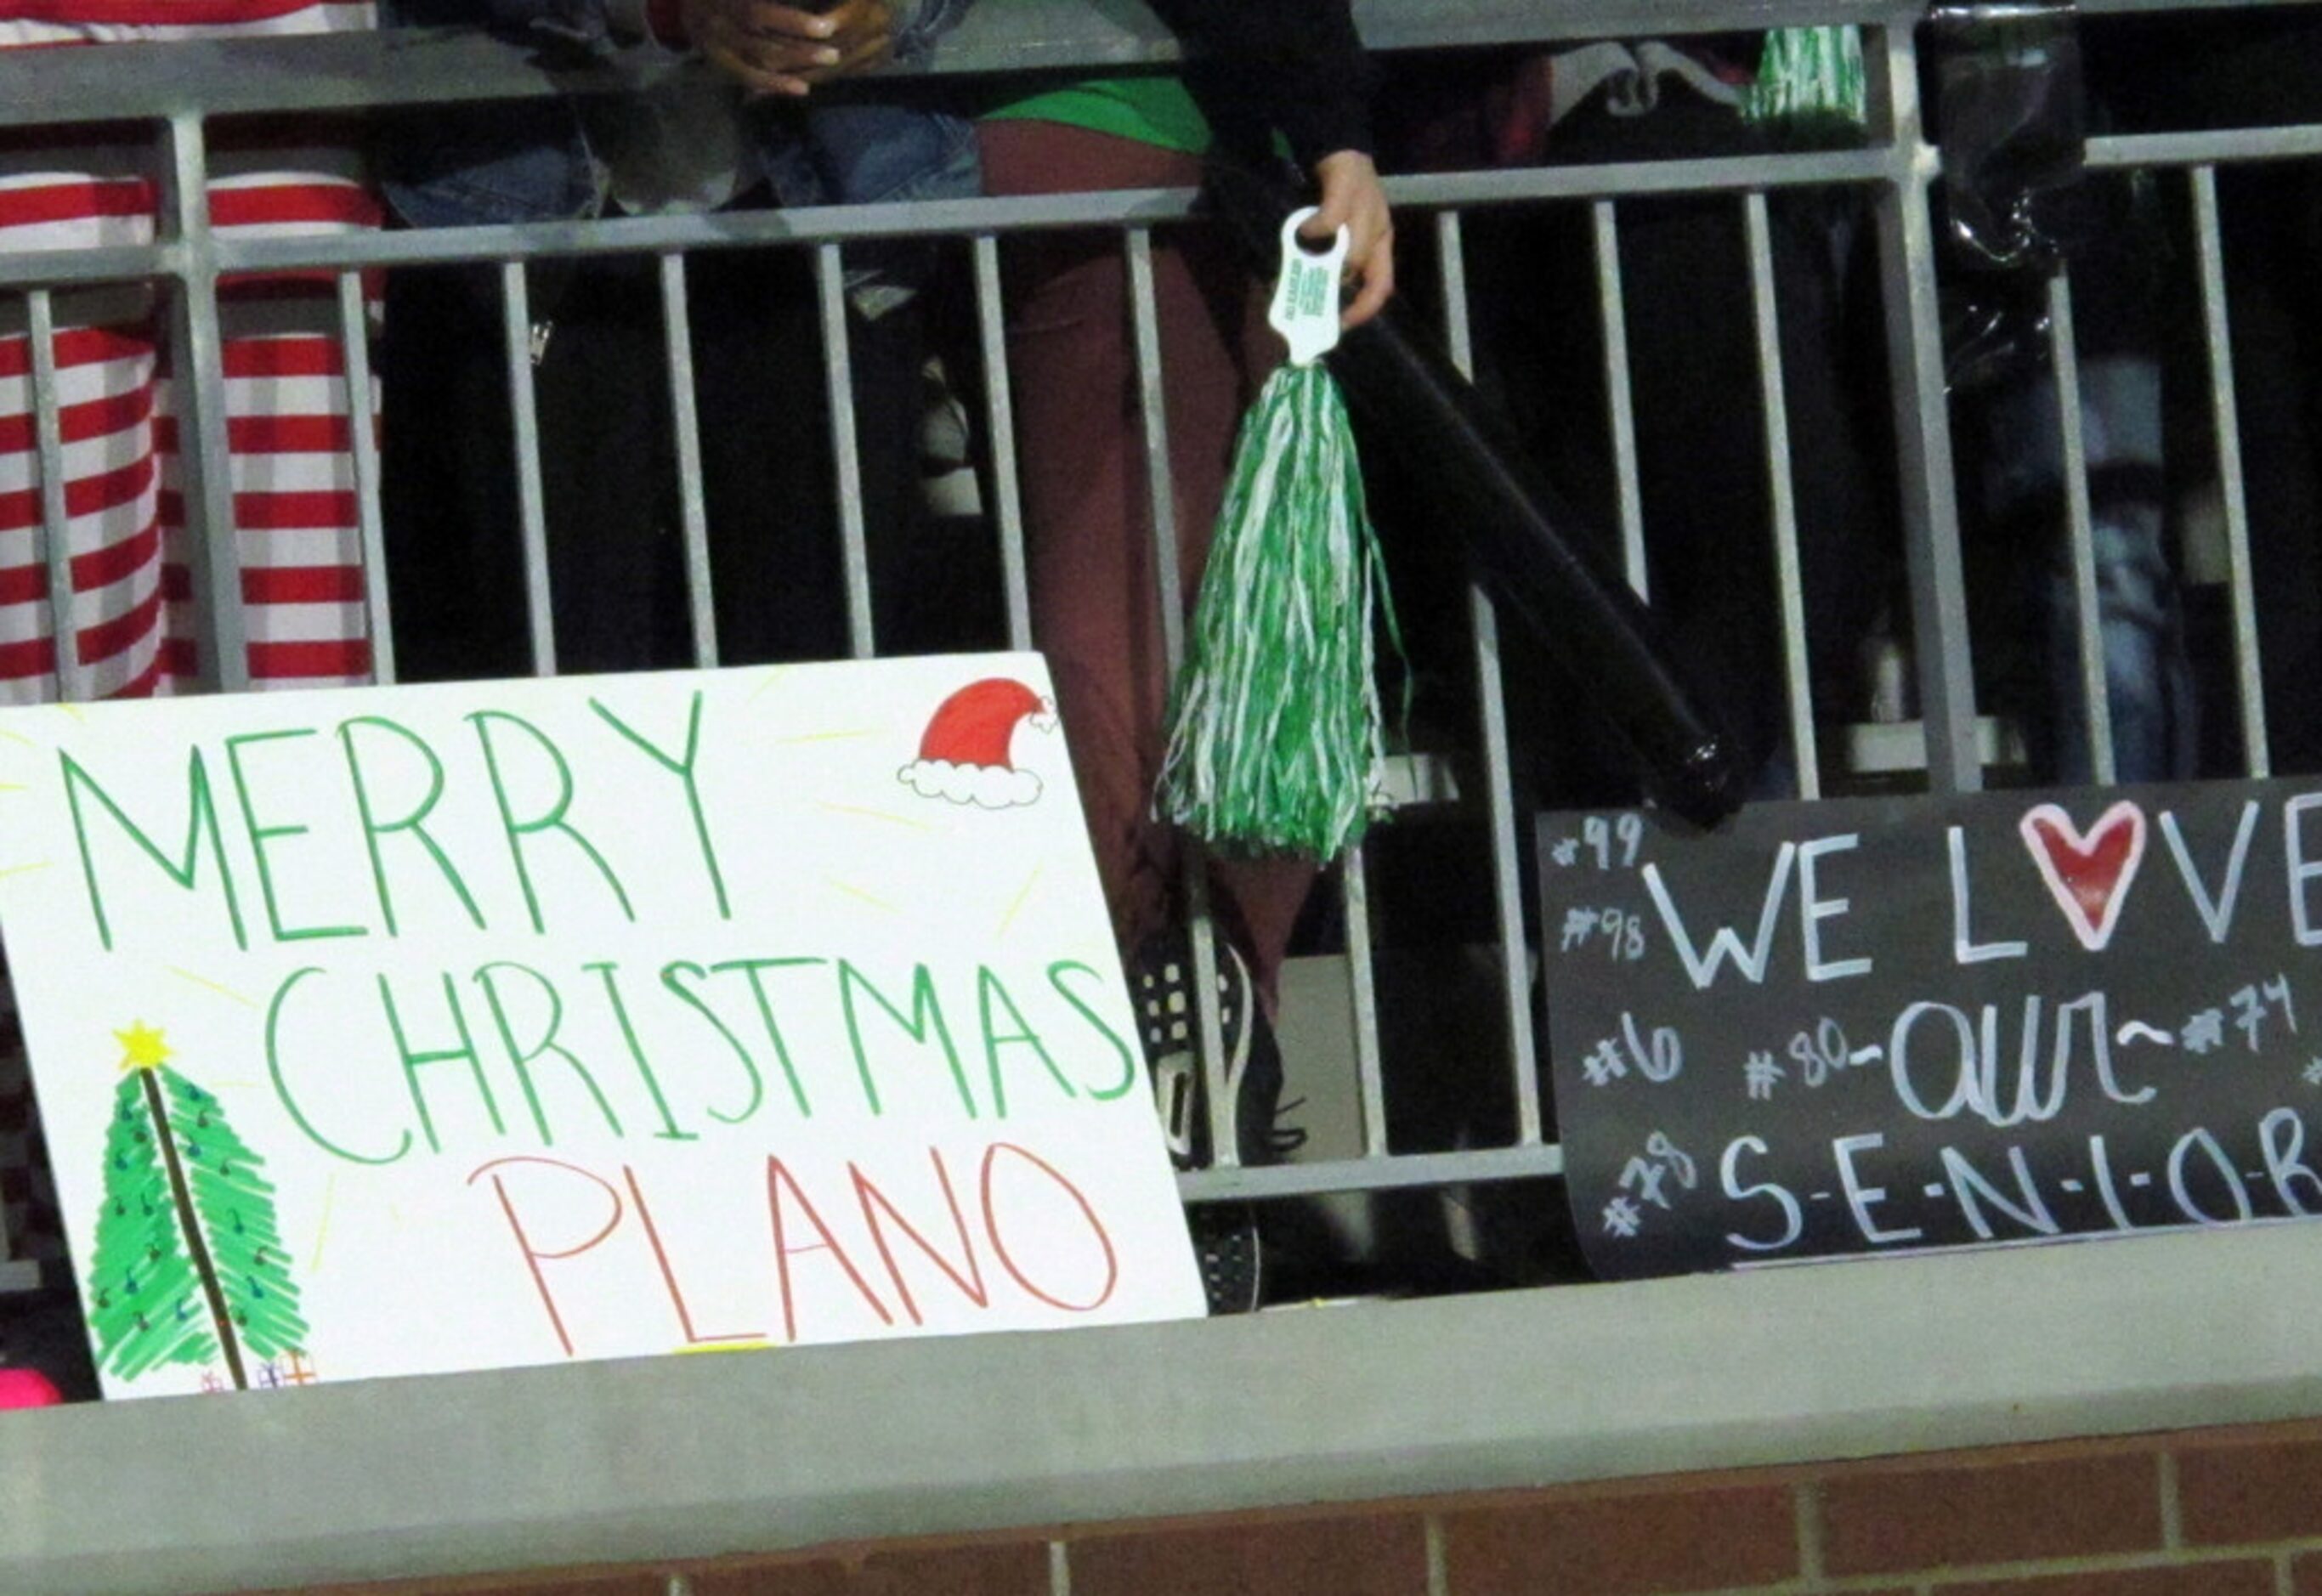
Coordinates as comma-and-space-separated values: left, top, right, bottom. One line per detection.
1304, 150, 1395, 330
682, 0, 893, 97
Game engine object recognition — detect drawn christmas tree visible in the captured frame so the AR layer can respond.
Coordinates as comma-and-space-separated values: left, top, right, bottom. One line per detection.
86, 1022, 307, 1389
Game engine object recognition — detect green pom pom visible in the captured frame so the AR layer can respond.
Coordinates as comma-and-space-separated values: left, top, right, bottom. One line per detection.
1156, 361, 1395, 859
1744, 25, 1866, 129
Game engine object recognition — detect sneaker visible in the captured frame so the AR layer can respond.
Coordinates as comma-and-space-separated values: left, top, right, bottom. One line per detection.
1183, 1204, 1263, 1317
1130, 932, 1303, 1315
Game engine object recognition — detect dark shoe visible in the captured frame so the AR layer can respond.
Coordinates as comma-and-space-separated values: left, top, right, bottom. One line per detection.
1130, 932, 1302, 1315
1183, 1204, 1263, 1316
1133, 933, 1300, 1169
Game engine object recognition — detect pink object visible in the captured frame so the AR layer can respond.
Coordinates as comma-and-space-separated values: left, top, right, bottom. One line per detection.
0, 1367, 62, 1409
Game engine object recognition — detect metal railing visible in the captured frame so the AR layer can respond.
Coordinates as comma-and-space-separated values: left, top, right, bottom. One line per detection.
10, 4, 2322, 1590
0, 0, 2310, 1280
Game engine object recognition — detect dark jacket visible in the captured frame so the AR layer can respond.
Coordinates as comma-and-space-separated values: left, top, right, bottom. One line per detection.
1155, 0, 1376, 162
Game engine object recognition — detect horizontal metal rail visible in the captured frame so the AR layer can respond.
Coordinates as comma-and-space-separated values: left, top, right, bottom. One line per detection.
2087, 125, 2322, 168
1180, 1144, 1566, 1201
0, 150, 1917, 293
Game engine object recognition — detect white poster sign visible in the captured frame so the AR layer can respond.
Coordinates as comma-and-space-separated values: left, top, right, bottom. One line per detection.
0, 655, 1203, 1399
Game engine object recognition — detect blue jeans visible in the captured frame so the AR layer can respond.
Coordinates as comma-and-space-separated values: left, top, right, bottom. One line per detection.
1979, 353, 2197, 784
377, 0, 979, 228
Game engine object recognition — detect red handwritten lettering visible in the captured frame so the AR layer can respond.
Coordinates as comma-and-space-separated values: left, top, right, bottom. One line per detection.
467, 1155, 624, 1357
766, 1155, 892, 1343
850, 1149, 989, 1325
623, 1165, 762, 1347
978, 1142, 1118, 1312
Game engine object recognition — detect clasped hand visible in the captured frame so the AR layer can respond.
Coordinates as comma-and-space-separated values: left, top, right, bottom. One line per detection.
682, 0, 892, 97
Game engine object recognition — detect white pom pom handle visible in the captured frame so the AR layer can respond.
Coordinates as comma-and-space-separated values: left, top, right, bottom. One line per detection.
1268, 206, 1350, 367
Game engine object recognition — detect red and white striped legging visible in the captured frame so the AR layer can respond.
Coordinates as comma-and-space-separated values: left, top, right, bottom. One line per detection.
0, 0, 377, 702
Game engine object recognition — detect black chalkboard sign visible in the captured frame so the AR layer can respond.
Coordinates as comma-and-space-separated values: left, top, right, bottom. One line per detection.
1538, 782, 2322, 1280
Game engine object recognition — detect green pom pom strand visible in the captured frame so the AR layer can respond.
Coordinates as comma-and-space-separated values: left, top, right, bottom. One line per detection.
1744, 25, 1867, 129
1156, 361, 1396, 860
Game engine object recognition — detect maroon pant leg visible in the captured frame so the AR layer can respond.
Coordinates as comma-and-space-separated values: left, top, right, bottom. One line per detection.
981, 121, 1316, 1001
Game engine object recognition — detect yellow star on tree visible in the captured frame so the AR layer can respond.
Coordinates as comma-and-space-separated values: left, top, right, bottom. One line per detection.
113, 1022, 171, 1072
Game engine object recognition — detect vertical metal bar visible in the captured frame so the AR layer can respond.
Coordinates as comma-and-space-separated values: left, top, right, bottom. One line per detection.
160, 112, 248, 693
2046, 272, 2115, 784
974, 235, 1034, 651
1744, 192, 1821, 800
658, 252, 719, 669
1591, 199, 1649, 598
815, 243, 875, 659
334, 270, 394, 685
1128, 229, 1190, 665
2192, 165, 2269, 778
499, 260, 557, 676
1126, 227, 1235, 1169
1873, 34, 1980, 792
1438, 209, 1543, 1147
1341, 844, 1390, 1158
26, 291, 79, 702
1858, 22, 1896, 145
1437, 212, 1476, 376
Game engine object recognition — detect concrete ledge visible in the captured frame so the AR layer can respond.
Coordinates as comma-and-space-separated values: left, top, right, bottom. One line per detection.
7, 1220, 2321, 1593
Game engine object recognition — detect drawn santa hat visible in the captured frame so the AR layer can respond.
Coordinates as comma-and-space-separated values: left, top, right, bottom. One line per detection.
898, 677, 1056, 809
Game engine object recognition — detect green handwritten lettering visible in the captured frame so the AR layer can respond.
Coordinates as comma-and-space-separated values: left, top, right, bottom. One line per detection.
224, 728, 366, 944
473, 960, 624, 1147
583, 959, 694, 1141
1047, 960, 1139, 1101
589, 691, 728, 920
837, 959, 976, 1120
266, 967, 410, 1164
378, 971, 506, 1155
707, 958, 824, 1120
468, 710, 634, 934
661, 960, 771, 1126
62, 747, 247, 952
339, 716, 485, 937
977, 965, 1076, 1118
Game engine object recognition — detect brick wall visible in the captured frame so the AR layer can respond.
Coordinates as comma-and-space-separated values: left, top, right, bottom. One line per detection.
279, 1416, 2322, 1596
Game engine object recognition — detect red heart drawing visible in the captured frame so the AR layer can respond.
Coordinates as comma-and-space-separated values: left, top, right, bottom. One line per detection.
2018, 800, 2147, 951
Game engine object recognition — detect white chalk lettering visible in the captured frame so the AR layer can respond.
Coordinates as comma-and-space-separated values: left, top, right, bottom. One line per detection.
1719, 1135, 1804, 1254
1947, 825, 2028, 965
1641, 842, 1796, 991
1939, 1144, 2059, 1241
1979, 995, 2064, 1128
2088, 1134, 2138, 1231
2167, 1128, 2253, 1225
2285, 794, 2322, 947
1832, 1132, 1923, 1245
2160, 801, 2259, 945
1890, 993, 2140, 1127
1797, 834, 1873, 982
2059, 992, 2155, 1108
1889, 1001, 1980, 1121
2260, 1106, 2322, 1216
